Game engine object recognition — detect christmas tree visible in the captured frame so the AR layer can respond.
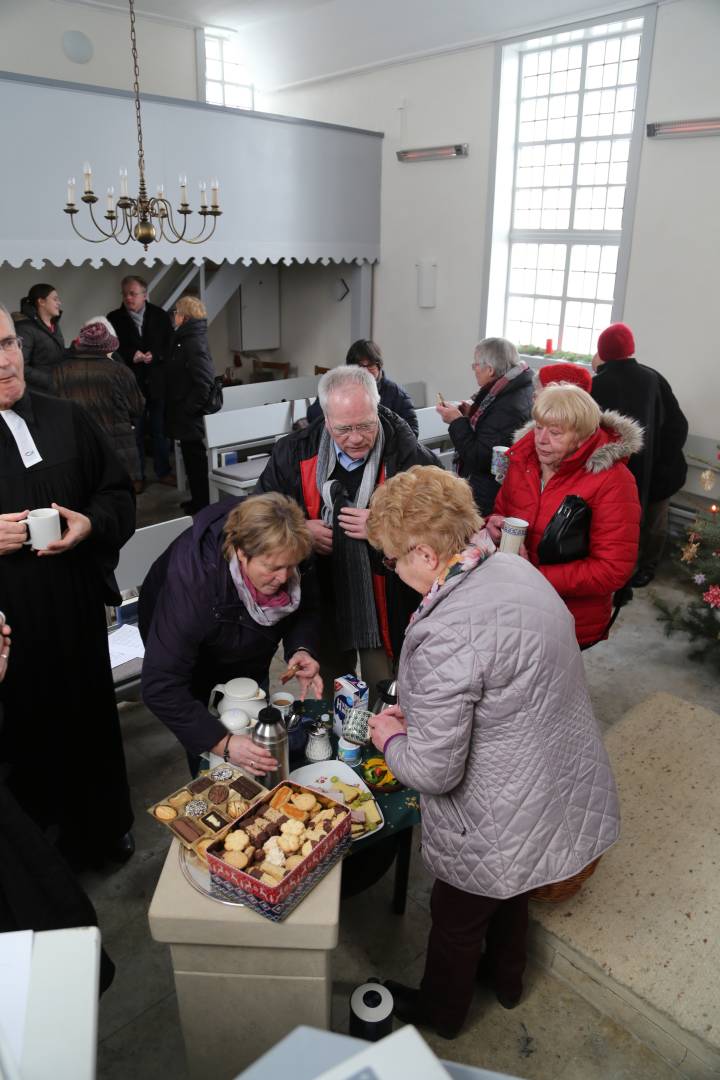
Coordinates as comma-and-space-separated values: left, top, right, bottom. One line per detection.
655, 507, 720, 670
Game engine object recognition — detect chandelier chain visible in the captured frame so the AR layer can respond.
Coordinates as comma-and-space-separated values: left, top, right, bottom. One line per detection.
128, 0, 145, 188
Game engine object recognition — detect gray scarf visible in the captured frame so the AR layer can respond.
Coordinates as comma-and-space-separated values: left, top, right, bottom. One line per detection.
316, 424, 385, 651
229, 557, 301, 626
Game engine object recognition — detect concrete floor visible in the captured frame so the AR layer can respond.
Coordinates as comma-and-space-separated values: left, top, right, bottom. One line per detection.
89, 481, 715, 1079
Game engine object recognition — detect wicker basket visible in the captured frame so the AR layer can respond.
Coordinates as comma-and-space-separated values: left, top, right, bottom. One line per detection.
528, 856, 602, 903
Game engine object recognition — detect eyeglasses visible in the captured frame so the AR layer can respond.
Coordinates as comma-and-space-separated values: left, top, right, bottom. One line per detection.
382, 547, 417, 572
356, 361, 379, 371
328, 419, 378, 437
0, 336, 23, 354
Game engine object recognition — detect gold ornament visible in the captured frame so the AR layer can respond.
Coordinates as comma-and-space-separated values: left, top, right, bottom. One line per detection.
700, 469, 716, 492
681, 541, 699, 563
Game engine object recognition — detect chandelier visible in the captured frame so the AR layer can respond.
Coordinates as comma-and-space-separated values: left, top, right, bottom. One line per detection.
63, 0, 221, 249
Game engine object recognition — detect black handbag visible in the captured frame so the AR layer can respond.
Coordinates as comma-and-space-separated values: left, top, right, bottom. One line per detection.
204, 376, 224, 415
537, 494, 592, 564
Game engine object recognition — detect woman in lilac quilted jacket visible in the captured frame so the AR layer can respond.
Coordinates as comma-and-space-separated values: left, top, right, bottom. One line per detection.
367, 466, 619, 1039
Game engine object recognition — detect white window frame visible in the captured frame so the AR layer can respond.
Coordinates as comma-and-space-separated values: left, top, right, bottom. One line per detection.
480, 6, 657, 355
198, 29, 255, 112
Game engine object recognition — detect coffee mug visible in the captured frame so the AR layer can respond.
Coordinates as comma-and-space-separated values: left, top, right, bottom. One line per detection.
270, 691, 294, 719
499, 517, 529, 555
491, 445, 510, 482
342, 706, 373, 746
24, 508, 62, 551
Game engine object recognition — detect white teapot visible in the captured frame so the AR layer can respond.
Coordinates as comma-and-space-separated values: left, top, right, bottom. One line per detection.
208, 677, 266, 724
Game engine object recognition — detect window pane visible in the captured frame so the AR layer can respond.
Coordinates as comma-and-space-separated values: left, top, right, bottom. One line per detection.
206, 80, 224, 105
205, 37, 221, 60
224, 84, 253, 109
205, 58, 222, 81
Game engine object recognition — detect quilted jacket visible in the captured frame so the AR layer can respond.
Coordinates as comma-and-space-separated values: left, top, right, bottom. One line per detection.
384, 552, 620, 898
494, 411, 642, 646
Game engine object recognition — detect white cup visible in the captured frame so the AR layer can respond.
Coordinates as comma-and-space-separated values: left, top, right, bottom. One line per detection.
270, 691, 294, 719
491, 445, 511, 482
24, 508, 62, 551
499, 517, 529, 555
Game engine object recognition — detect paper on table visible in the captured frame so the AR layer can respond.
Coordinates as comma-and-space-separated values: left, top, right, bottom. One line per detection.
108, 623, 145, 668
314, 1025, 450, 1080
0, 929, 33, 1075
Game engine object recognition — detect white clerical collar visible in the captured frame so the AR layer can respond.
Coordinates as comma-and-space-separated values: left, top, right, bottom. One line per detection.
0, 409, 43, 468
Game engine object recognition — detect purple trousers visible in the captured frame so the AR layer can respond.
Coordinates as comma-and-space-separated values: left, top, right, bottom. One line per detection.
419, 878, 530, 1031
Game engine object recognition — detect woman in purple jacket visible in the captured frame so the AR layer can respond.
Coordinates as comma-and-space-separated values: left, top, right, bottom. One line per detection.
141, 493, 322, 776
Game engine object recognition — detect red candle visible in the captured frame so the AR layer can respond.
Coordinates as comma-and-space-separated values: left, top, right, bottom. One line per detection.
545, 338, 553, 355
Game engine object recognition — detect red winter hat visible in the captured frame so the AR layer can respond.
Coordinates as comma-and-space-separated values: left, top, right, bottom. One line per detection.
538, 362, 592, 393
75, 319, 119, 354
597, 322, 635, 362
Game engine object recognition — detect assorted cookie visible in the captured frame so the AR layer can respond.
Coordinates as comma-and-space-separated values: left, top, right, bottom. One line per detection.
208, 781, 350, 888
148, 766, 266, 853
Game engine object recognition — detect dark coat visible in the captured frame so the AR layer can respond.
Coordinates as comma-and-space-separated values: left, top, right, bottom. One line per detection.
591, 359, 688, 506
448, 367, 535, 514
255, 407, 437, 659
106, 301, 173, 401
14, 300, 66, 393
306, 373, 419, 436
51, 349, 145, 480
139, 500, 321, 756
164, 318, 217, 442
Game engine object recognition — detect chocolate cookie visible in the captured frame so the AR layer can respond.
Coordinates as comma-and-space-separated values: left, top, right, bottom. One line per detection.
230, 775, 262, 800
185, 798, 209, 817
207, 783, 229, 805
188, 776, 212, 795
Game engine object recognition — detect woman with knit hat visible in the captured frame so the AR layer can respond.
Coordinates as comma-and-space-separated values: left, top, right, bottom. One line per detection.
591, 322, 688, 586
52, 317, 145, 482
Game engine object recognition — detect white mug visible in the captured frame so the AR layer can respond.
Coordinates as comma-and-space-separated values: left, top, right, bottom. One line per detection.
491, 445, 510, 482
270, 691, 294, 719
499, 517, 529, 555
24, 508, 62, 551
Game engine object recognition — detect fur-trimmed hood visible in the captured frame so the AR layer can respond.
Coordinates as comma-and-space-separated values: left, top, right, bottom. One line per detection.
512, 409, 643, 474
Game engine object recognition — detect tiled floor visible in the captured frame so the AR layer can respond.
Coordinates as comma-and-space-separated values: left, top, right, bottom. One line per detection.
86, 479, 710, 1078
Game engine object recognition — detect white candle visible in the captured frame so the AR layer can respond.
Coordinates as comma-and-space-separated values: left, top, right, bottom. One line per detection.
199, 181, 207, 209
179, 174, 188, 203
119, 168, 129, 197
210, 178, 219, 207
83, 162, 92, 193
67, 177, 76, 204
106, 186, 115, 213
156, 183, 165, 197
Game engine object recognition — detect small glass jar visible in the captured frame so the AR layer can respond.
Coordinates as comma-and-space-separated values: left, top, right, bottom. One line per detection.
305, 722, 333, 762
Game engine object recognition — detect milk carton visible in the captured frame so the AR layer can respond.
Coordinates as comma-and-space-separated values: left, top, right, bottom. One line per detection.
333, 674, 369, 739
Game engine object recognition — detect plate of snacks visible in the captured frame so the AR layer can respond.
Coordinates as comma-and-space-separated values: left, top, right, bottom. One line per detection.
361, 755, 402, 793
147, 765, 267, 856
289, 760, 384, 840
206, 781, 351, 918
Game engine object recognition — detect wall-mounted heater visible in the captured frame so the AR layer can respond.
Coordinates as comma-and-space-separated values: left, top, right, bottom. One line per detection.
647, 118, 720, 138
396, 143, 469, 162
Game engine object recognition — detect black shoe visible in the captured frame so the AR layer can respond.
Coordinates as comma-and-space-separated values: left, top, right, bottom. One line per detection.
384, 980, 461, 1040
496, 987, 522, 1010
106, 831, 135, 864
630, 568, 655, 588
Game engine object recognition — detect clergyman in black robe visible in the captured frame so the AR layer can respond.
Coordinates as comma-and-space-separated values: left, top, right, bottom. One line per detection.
0, 303, 136, 865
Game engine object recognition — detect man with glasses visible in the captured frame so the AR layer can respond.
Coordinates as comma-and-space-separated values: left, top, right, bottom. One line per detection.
107, 275, 174, 495
256, 365, 435, 693
0, 303, 136, 870
306, 340, 419, 436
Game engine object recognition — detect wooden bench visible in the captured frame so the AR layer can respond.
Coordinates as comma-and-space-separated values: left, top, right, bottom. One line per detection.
204, 400, 302, 501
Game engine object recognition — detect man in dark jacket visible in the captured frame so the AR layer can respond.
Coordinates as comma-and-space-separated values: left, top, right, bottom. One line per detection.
306, 340, 419, 436
256, 365, 436, 694
107, 275, 173, 493
437, 338, 535, 514
591, 322, 688, 586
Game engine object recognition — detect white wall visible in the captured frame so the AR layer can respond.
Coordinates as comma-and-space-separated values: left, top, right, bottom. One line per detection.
262, 0, 720, 442
0, 0, 197, 99
623, 0, 720, 442
261, 46, 495, 403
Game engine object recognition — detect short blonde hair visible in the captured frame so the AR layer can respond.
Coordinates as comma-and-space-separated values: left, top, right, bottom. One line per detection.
222, 493, 312, 564
367, 466, 483, 560
532, 383, 601, 442
176, 295, 207, 320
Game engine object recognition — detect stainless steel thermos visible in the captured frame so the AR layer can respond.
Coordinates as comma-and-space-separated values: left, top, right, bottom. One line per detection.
251, 705, 289, 788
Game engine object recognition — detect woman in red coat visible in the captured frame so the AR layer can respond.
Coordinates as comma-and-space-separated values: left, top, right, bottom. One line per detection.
488, 383, 642, 648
